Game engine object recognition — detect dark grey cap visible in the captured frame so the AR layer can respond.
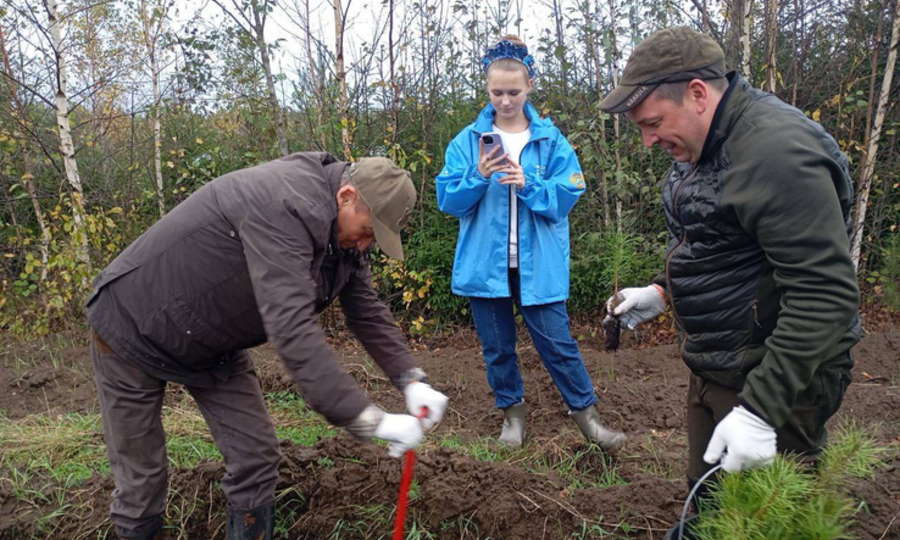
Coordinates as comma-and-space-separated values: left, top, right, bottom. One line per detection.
599, 26, 726, 113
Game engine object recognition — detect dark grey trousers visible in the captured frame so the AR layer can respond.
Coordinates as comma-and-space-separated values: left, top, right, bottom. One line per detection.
686, 370, 848, 481
91, 330, 281, 537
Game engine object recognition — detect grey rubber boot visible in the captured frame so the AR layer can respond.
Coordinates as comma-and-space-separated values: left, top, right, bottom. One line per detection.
227, 502, 274, 540
569, 405, 626, 453
498, 402, 526, 448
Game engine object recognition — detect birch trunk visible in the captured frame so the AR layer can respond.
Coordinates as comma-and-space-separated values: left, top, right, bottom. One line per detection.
304, 0, 327, 149
253, 2, 289, 156
851, 0, 900, 270
741, 0, 753, 79
765, 0, 778, 92
334, 0, 352, 159
139, 0, 166, 217
45, 0, 91, 272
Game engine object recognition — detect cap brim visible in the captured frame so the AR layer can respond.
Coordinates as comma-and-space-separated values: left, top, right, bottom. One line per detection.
599, 83, 659, 113
372, 216, 405, 260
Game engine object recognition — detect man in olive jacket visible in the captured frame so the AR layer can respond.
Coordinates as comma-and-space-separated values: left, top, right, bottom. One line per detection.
87, 153, 449, 540
600, 27, 860, 534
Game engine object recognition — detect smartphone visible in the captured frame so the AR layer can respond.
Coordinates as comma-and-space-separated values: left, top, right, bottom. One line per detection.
481, 132, 509, 166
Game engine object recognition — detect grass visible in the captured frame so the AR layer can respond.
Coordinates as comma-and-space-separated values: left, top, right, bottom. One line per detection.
436, 431, 627, 492
266, 390, 337, 446
0, 389, 337, 522
637, 429, 684, 481
329, 503, 499, 540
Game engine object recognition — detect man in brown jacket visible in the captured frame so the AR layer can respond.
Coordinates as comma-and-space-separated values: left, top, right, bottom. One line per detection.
87, 152, 449, 540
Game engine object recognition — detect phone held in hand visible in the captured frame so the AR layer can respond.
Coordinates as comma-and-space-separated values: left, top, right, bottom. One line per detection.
481, 132, 509, 166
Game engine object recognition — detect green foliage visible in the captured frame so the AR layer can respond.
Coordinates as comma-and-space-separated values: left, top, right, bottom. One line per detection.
569, 228, 664, 314
692, 425, 887, 540
1, 197, 125, 338
868, 233, 900, 310
3, 0, 897, 338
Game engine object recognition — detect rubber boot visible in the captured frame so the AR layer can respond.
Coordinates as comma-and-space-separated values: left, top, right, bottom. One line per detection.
569, 405, 626, 453
498, 402, 526, 448
227, 502, 274, 540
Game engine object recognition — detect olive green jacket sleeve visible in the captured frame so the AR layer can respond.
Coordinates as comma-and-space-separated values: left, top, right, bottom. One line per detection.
721, 123, 859, 428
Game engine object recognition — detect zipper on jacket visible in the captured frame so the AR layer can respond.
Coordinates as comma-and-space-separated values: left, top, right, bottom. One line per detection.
508, 184, 513, 297
664, 165, 700, 346
751, 299, 762, 328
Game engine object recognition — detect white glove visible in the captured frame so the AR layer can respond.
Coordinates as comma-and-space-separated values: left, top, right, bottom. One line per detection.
374, 413, 424, 458
607, 285, 667, 329
404, 382, 449, 430
703, 406, 777, 473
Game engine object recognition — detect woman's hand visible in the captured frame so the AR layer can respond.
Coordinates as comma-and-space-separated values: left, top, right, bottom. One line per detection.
478, 139, 510, 178
497, 161, 525, 189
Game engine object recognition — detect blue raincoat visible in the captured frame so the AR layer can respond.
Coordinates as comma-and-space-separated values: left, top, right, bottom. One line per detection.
436, 102, 585, 306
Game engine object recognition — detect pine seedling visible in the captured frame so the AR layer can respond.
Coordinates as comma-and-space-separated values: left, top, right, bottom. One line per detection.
600, 230, 638, 351
692, 425, 886, 540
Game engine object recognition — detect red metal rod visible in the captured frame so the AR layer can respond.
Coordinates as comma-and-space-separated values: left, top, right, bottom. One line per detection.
393, 449, 417, 540
393, 407, 428, 540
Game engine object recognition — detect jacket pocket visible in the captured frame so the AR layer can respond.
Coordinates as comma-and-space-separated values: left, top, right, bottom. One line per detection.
139, 296, 232, 369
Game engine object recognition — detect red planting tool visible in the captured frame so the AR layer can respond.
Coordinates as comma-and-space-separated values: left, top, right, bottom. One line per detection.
393, 407, 428, 540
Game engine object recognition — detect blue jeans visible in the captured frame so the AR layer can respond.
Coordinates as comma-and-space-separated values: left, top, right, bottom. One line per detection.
469, 270, 597, 411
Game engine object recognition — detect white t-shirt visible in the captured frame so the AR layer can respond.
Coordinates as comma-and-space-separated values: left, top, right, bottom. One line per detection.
492, 124, 531, 269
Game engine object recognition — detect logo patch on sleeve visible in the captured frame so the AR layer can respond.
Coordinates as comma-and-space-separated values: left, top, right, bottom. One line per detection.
569, 173, 586, 189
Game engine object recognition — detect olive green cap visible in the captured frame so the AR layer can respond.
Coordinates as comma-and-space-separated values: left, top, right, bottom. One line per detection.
599, 26, 726, 113
348, 157, 416, 260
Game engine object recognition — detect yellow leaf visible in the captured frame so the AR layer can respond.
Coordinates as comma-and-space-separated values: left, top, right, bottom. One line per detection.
196, 138, 203, 144
812, 109, 821, 122
167, 161, 175, 168
22, 173, 34, 180
86, 141, 94, 147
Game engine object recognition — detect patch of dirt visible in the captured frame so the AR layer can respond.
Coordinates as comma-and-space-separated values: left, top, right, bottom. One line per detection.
0, 326, 897, 539
0, 335, 97, 420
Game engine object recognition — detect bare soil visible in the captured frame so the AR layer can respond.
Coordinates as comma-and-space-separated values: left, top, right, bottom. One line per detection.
0, 324, 898, 539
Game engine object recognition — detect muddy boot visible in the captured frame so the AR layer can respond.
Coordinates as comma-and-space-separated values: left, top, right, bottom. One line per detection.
227, 502, 274, 540
498, 402, 526, 448
569, 405, 626, 453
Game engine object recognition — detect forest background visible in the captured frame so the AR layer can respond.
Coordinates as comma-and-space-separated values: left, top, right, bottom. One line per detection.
1, 0, 899, 338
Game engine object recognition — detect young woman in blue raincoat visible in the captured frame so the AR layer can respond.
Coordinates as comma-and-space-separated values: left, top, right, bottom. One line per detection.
435, 35, 626, 451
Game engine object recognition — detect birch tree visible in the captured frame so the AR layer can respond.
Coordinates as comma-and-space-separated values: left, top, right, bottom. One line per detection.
138, 0, 174, 218
213, 0, 289, 156
333, 0, 352, 159
764, 0, 778, 92
44, 0, 91, 272
852, 0, 900, 269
